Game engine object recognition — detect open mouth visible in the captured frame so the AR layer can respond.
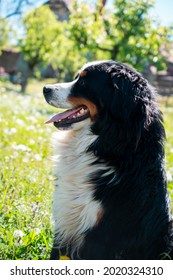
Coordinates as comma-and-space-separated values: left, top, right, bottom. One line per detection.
45, 105, 90, 129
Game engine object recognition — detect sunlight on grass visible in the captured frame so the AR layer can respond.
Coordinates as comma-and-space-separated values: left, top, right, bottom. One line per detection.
0, 79, 57, 259
160, 97, 173, 204
0, 80, 173, 259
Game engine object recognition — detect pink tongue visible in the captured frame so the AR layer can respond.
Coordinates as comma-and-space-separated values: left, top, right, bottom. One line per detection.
45, 107, 83, 124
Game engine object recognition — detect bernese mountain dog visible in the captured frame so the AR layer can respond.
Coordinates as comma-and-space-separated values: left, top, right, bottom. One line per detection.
43, 60, 173, 260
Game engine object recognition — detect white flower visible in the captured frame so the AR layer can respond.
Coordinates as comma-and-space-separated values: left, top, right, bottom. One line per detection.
27, 116, 37, 122
34, 154, 42, 161
31, 202, 39, 214
4, 128, 17, 135
11, 127, 17, 134
16, 119, 25, 126
23, 157, 29, 163
13, 144, 31, 152
16, 204, 27, 213
26, 125, 35, 131
31, 178, 36, 183
34, 228, 41, 235
13, 230, 25, 238
11, 151, 19, 159
29, 139, 35, 145
0, 87, 6, 92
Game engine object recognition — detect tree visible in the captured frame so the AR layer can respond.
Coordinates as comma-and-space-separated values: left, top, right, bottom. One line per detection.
18, 5, 68, 91
0, 17, 13, 54
4, 0, 37, 18
19, 5, 89, 83
69, 0, 172, 71
18, 0, 172, 85
19, 5, 62, 72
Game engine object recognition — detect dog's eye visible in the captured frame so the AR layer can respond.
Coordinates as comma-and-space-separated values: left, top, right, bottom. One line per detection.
78, 78, 85, 86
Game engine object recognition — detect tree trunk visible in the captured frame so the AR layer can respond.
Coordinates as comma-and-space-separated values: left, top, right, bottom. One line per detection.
111, 45, 119, 61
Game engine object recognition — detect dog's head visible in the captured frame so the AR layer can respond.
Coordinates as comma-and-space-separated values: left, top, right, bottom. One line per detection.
43, 60, 114, 130
43, 60, 163, 159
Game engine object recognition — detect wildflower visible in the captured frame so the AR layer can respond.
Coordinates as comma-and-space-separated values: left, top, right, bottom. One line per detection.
34, 228, 41, 235
13, 230, 25, 238
11, 151, 19, 159
26, 125, 35, 131
0, 87, 6, 93
60, 255, 70, 260
16, 119, 25, 126
34, 154, 42, 161
31, 202, 39, 214
4, 128, 17, 135
23, 157, 29, 163
16, 204, 27, 213
29, 139, 35, 145
28, 116, 37, 122
13, 144, 31, 152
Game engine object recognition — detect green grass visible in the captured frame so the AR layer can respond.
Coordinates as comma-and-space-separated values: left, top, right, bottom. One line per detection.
159, 96, 173, 198
0, 79, 173, 260
0, 79, 57, 260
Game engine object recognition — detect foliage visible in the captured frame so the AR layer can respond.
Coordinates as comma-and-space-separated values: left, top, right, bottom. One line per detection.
69, 0, 172, 71
0, 80, 173, 259
17, 1, 172, 80
19, 6, 63, 71
18, 5, 86, 81
49, 22, 87, 81
0, 17, 14, 54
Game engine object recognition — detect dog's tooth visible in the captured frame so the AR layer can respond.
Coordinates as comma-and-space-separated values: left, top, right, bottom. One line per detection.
80, 108, 85, 114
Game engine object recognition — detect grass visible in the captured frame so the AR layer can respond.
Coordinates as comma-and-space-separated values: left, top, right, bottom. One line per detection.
159, 96, 173, 197
0, 79, 173, 260
0, 79, 56, 260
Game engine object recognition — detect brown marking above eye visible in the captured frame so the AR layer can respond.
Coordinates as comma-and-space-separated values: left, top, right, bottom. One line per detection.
80, 70, 88, 77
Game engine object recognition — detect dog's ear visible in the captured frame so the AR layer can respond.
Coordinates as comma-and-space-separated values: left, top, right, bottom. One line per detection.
109, 64, 150, 126
90, 63, 163, 162
97, 65, 155, 158
112, 69, 151, 149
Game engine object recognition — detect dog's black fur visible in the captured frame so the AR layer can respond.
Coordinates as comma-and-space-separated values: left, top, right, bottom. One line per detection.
44, 61, 173, 259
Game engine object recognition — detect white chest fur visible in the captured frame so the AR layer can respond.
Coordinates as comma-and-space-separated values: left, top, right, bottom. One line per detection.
52, 124, 107, 248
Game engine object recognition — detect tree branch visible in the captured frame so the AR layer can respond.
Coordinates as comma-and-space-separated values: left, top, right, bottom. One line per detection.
6, 0, 34, 18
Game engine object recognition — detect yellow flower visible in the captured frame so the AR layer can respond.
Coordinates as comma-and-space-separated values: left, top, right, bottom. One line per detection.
60, 255, 70, 260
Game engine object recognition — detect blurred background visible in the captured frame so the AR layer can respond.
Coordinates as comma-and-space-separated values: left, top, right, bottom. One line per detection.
0, 0, 173, 92
0, 0, 173, 260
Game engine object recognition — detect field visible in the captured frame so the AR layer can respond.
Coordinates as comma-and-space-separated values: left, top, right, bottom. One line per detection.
0, 79, 173, 260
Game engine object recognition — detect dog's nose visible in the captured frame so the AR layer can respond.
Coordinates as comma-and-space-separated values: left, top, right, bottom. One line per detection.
43, 86, 52, 95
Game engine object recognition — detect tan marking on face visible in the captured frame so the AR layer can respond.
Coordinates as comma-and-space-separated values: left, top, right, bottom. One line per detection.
80, 70, 88, 77
68, 96, 98, 121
